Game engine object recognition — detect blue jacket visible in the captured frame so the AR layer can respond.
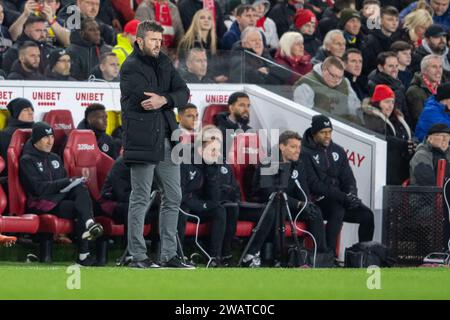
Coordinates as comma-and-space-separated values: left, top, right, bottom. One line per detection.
415, 96, 450, 141
400, 1, 450, 30
221, 21, 241, 50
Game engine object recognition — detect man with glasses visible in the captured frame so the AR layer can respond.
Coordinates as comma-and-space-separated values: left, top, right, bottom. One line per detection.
293, 56, 361, 122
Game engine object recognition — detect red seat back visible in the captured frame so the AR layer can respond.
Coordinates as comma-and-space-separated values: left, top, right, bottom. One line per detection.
226, 133, 265, 201
202, 104, 228, 127
64, 130, 114, 201
0, 156, 8, 215
43, 110, 74, 154
7, 129, 31, 216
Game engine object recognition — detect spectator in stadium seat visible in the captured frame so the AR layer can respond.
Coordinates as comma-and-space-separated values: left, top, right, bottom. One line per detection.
57, 0, 116, 46
390, 41, 413, 88
120, 20, 191, 269
221, 4, 257, 50
7, 41, 47, 80
301, 115, 374, 256
274, 32, 312, 85
292, 9, 322, 58
406, 54, 443, 129
410, 24, 450, 79
19, 122, 104, 266
367, 51, 410, 125
214, 91, 253, 157
311, 29, 346, 64
343, 48, 368, 100
178, 103, 198, 134
2, 15, 55, 74
89, 52, 120, 82
362, 84, 415, 185
112, 19, 139, 67
229, 26, 286, 84
252, 0, 279, 49
77, 103, 119, 159
0, 2, 14, 62
66, 17, 112, 81
339, 9, 364, 50
267, 0, 300, 38
0, 98, 34, 176
179, 47, 214, 84
293, 56, 362, 122
359, 0, 380, 36
44, 48, 77, 81
135, 0, 184, 50
415, 82, 450, 141
242, 130, 330, 267
318, 0, 356, 39
361, 6, 399, 76
396, 9, 433, 49
400, 0, 450, 31
178, 125, 240, 267
177, 0, 227, 39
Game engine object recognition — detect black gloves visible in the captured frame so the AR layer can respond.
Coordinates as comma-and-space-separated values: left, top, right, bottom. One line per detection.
344, 193, 362, 210
407, 139, 418, 155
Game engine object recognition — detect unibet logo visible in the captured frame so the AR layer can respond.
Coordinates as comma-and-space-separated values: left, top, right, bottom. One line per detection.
77, 144, 95, 151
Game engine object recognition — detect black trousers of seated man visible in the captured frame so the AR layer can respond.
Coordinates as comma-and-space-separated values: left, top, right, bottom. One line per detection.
44, 185, 94, 254
239, 201, 327, 257
316, 198, 374, 255
178, 205, 239, 259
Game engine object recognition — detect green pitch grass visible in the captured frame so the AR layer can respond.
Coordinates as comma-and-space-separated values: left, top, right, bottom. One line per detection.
0, 263, 450, 299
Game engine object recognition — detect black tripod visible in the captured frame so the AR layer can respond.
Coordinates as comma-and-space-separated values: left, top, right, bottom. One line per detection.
238, 190, 303, 266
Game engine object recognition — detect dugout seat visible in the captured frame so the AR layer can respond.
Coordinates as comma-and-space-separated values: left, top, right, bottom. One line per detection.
202, 104, 228, 127
43, 110, 74, 155
7, 129, 72, 262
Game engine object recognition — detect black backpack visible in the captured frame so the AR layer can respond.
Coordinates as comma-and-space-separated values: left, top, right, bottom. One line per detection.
344, 241, 396, 268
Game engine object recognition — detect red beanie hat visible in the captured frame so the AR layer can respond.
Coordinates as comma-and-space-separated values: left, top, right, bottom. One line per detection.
124, 19, 140, 36
294, 9, 317, 30
371, 84, 395, 103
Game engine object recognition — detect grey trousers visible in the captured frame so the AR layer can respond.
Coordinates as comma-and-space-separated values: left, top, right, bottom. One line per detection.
127, 139, 182, 262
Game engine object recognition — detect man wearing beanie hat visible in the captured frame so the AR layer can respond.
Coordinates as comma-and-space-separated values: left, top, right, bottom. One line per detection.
362, 84, 415, 185
293, 9, 322, 56
416, 82, 450, 141
112, 19, 139, 67
19, 121, 103, 266
340, 9, 364, 50
0, 98, 35, 176
301, 114, 375, 256
45, 49, 76, 81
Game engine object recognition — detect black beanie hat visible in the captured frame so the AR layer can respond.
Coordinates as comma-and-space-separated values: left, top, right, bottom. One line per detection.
311, 115, 333, 135
47, 48, 69, 71
6, 98, 34, 119
32, 122, 54, 144
436, 82, 450, 102
427, 123, 450, 136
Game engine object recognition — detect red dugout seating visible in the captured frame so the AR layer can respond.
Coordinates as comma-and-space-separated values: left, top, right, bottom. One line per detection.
43, 110, 74, 155
201, 104, 228, 127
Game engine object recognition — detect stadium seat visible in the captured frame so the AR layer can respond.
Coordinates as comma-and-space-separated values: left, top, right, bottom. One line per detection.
0, 109, 10, 130
7, 129, 72, 262
202, 104, 228, 127
106, 110, 121, 136
43, 110, 74, 155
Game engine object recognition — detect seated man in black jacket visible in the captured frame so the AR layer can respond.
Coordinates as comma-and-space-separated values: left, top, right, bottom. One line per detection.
302, 115, 374, 255
19, 122, 104, 266
178, 125, 240, 267
77, 103, 119, 159
242, 130, 328, 267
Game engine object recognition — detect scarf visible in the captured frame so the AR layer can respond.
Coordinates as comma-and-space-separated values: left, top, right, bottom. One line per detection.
422, 74, 439, 95
256, 17, 266, 32
153, 1, 174, 48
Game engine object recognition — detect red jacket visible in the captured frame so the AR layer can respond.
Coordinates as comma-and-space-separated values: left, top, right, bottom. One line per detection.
274, 49, 312, 85
111, 0, 143, 22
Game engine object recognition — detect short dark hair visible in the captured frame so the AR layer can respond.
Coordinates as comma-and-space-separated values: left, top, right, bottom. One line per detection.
85, 103, 106, 120
80, 16, 98, 32
343, 48, 362, 62
377, 51, 398, 66
381, 6, 399, 17
19, 41, 39, 54
362, 0, 380, 7
99, 52, 117, 64
136, 20, 164, 39
178, 103, 198, 114
228, 91, 249, 106
236, 4, 255, 17
334, 0, 355, 12
279, 130, 302, 145
390, 40, 412, 53
24, 15, 47, 29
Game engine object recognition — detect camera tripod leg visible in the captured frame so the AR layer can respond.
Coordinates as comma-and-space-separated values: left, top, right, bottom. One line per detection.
238, 192, 277, 266
281, 192, 303, 255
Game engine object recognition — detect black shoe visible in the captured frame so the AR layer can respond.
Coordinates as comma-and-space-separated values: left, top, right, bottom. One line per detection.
222, 255, 233, 267
76, 254, 98, 266
82, 222, 103, 241
207, 257, 222, 268
161, 256, 196, 269
129, 258, 161, 269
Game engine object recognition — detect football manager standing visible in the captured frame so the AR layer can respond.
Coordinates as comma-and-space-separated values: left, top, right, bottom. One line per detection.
120, 20, 192, 269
